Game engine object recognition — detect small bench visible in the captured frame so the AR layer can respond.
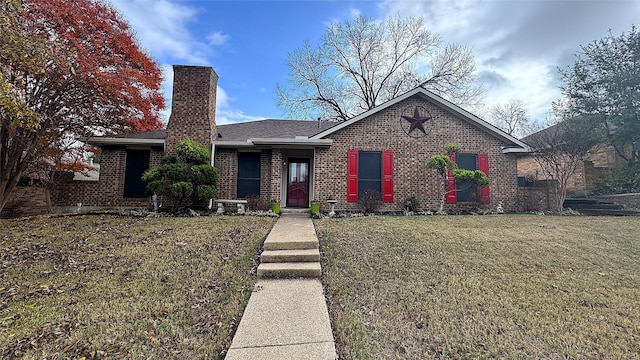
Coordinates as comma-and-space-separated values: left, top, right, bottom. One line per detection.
214, 199, 248, 215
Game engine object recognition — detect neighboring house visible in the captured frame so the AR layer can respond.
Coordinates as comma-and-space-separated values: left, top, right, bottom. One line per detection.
51, 65, 531, 213
517, 124, 624, 196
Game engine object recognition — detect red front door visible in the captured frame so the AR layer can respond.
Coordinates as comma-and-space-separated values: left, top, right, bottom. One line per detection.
287, 159, 309, 207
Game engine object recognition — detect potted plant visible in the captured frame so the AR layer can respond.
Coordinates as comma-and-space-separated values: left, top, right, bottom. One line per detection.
310, 199, 320, 215
271, 199, 281, 214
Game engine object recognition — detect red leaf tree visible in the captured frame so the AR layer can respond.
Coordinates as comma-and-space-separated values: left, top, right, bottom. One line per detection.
0, 0, 165, 212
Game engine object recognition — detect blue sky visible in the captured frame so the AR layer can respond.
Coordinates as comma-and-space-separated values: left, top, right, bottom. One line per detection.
110, 0, 640, 127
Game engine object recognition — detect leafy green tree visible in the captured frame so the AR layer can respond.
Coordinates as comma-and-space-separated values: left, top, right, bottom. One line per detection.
142, 139, 218, 213
559, 25, 640, 167
426, 144, 488, 212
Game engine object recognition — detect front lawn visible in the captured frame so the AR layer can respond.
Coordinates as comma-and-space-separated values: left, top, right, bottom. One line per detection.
1, 214, 276, 359
315, 215, 640, 359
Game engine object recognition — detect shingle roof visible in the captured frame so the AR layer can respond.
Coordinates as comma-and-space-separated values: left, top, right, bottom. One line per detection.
216, 119, 338, 141
520, 122, 564, 148
94, 120, 338, 143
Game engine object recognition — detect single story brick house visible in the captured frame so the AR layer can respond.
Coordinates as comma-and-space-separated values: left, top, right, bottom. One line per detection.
52, 65, 531, 213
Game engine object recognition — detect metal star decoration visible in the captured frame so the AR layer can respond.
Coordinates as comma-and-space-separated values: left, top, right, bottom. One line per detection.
402, 107, 431, 134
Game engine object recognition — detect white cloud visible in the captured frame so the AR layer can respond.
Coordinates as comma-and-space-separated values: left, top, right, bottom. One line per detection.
216, 86, 230, 109
207, 31, 230, 46
215, 110, 265, 125
350, 8, 362, 18
378, 0, 640, 126
159, 81, 264, 125
159, 64, 174, 124
215, 87, 265, 124
110, 0, 265, 125
110, 0, 210, 64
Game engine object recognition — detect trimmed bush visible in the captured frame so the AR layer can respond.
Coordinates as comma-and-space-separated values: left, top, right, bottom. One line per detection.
358, 189, 382, 214
404, 195, 420, 212
142, 139, 218, 213
176, 138, 211, 164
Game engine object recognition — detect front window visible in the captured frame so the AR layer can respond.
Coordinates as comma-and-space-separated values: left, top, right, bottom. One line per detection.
123, 149, 150, 198
456, 153, 478, 202
358, 151, 382, 197
237, 152, 261, 198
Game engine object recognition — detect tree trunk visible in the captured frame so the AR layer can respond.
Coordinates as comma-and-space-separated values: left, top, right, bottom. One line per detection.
0, 175, 21, 215
438, 173, 447, 213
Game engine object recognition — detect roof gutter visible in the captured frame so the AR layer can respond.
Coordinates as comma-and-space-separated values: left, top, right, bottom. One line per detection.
248, 138, 333, 147
84, 137, 165, 147
212, 140, 261, 148
502, 146, 532, 154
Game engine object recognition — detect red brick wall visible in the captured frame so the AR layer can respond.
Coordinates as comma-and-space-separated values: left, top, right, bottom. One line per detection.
516, 182, 559, 212
48, 65, 220, 212
214, 148, 275, 206
51, 146, 162, 208
165, 65, 218, 155
260, 150, 273, 203
214, 148, 237, 199
314, 95, 519, 211
270, 149, 283, 203
1, 186, 51, 218
517, 143, 623, 196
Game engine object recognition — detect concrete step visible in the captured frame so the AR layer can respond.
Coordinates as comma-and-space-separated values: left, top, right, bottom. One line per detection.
580, 208, 640, 216
263, 214, 318, 251
257, 262, 322, 279
263, 238, 318, 251
564, 198, 639, 215
566, 203, 624, 210
280, 207, 310, 214
261, 249, 320, 263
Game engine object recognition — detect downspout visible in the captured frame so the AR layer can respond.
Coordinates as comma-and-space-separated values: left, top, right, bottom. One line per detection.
211, 142, 216, 167
208, 143, 216, 210
311, 147, 316, 202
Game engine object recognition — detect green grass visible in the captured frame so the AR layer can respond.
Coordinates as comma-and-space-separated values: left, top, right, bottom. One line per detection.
0, 214, 276, 359
315, 215, 640, 359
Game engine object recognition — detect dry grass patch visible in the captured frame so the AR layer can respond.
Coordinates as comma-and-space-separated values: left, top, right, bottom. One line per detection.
316, 215, 640, 359
1, 214, 276, 359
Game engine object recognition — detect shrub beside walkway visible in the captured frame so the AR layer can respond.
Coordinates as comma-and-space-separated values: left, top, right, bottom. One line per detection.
225, 214, 336, 359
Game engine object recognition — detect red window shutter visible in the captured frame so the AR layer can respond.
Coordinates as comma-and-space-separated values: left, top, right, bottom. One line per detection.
347, 150, 358, 202
382, 150, 394, 203
446, 153, 457, 204
478, 153, 490, 204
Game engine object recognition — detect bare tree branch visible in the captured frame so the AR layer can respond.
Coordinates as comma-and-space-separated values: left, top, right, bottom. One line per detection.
277, 16, 483, 121
525, 113, 603, 212
489, 98, 530, 138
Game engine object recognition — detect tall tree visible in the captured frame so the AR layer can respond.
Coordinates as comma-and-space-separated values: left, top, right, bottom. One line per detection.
277, 16, 483, 121
524, 112, 603, 212
0, 0, 165, 212
559, 25, 640, 167
489, 98, 530, 138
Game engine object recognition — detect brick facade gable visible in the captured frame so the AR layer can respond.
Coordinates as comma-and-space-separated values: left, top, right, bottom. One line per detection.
313, 96, 519, 211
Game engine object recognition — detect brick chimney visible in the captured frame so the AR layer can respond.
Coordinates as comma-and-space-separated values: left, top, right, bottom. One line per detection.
165, 65, 218, 155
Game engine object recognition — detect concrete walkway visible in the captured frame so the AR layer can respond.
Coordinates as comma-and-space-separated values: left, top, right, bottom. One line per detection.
225, 213, 337, 360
